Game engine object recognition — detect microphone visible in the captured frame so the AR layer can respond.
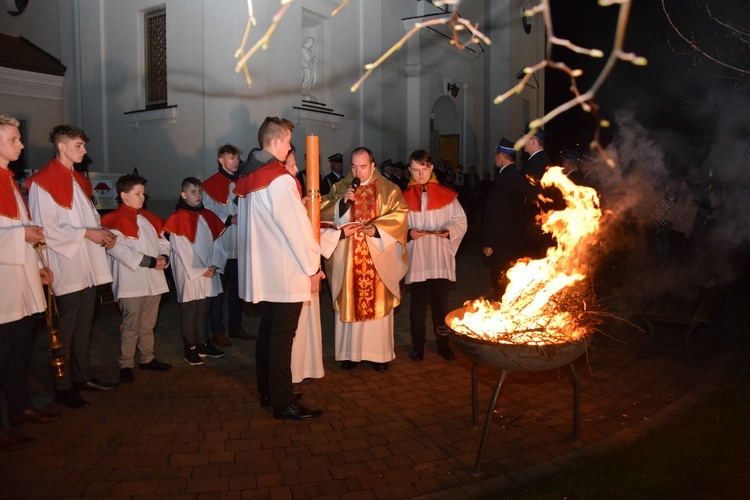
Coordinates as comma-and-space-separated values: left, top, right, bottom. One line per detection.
341, 177, 361, 213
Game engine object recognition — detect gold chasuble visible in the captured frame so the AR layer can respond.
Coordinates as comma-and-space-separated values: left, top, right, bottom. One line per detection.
321, 170, 409, 323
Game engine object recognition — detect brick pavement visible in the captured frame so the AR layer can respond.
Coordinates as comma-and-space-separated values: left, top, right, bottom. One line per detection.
0, 226, 738, 499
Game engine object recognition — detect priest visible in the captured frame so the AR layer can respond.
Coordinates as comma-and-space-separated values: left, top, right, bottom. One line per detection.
321, 147, 408, 372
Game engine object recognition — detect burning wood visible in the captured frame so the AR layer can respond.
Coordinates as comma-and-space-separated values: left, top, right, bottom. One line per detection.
450, 167, 602, 345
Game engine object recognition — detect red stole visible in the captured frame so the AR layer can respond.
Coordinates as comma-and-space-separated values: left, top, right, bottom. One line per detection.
202, 172, 232, 205
0, 167, 27, 220
100, 204, 165, 240
163, 208, 225, 244
403, 175, 457, 211
351, 183, 379, 321
233, 161, 303, 198
26, 158, 93, 210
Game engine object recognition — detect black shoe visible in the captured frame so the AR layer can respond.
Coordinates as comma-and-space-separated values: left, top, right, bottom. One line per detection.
437, 344, 456, 361
341, 361, 360, 370
55, 389, 89, 408
76, 378, 118, 391
196, 342, 225, 359
184, 345, 205, 366
373, 362, 389, 372
8, 408, 61, 425
229, 328, 256, 341
410, 346, 424, 361
260, 392, 303, 408
120, 368, 135, 383
273, 402, 322, 420
0, 430, 36, 451
139, 359, 172, 371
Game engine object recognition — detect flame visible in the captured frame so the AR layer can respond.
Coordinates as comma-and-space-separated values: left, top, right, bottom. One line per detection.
451, 167, 601, 345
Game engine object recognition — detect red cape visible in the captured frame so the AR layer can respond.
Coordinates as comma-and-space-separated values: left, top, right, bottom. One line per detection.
402, 175, 458, 211
100, 204, 165, 240
25, 158, 93, 210
233, 161, 302, 198
163, 208, 225, 244
202, 171, 232, 206
0, 167, 27, 220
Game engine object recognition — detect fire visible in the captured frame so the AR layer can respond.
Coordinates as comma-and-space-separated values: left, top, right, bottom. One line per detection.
451, 167, 601, 345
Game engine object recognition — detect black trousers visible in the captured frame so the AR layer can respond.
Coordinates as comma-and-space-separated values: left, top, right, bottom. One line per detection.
409, 279, 451, 347
0, 315, 35, 415
208, 258, 243, 335
55, 286, 97, 390
255, 301, 302, 408
180, 298, 207, 346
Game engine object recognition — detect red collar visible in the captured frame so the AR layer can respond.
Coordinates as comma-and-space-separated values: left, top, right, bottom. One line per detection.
100, 204, 165, 239
202, 172, 232, 205
26, 158, 93, 210
233, 161, 302, 198
163, 208, 226, 244
0, 168, 27, 220
403, 176, 458, 211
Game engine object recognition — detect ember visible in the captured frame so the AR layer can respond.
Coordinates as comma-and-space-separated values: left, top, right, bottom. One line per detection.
451, 167, 602, 344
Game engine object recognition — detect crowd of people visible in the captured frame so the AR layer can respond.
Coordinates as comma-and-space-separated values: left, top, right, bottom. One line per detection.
1, 111, 592, 449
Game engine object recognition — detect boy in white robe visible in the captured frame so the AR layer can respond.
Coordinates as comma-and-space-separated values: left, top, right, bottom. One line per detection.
234, 117, 324, 420
0, 115, 59, 450
202, 144, 254, 346
101, 174, 172, 384
164, 178, 227, 366
403, 149, 467, 361
27, 124, 117, 408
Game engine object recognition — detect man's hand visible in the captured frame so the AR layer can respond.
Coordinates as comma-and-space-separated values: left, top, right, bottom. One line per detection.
39, 267, 53, 285
410, 228, 426, 240
203, 265, 217, 278
483, 246, 493, 257
85, 228, 116, 248
359, 224, 376, 237
24, 225, 45, 244
155, 255, 168, 270
231, 215, 238, 225
310, 270, 326, 293
436, 228, 450, 239
342, 224, 359, 238
343, 187, 356, 204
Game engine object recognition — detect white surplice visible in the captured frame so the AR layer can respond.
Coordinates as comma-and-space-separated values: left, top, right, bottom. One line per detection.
28, 182, 112, 297
236, 174, 320, 304
106, 215, 170, 300
203, 180, 238, 260
290, 227, 340, 383
405, 195, 467, 284
0, 186, 46, 324
169, 217, 226, 303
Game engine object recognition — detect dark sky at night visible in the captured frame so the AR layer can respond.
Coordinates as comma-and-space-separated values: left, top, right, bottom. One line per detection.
537, 0, 750, 299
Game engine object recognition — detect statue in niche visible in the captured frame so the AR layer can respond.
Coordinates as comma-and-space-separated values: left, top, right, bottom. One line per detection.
301, 37, 318, 102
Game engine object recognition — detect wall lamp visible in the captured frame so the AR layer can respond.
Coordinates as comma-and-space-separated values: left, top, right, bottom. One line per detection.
447, 82, 460, 98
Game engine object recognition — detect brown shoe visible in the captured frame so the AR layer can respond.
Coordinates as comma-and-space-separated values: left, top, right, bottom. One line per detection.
8, 408, 62, 426
0, 429, 36, 451
229, 329, 256, 341
212, 333, 233, 347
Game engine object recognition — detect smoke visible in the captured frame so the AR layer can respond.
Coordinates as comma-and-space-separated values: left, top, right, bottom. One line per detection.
589, 92, 750, 308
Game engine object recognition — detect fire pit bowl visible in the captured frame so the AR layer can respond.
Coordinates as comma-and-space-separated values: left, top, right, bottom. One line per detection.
445, 307, 591, 372
445, 305, 591, 478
